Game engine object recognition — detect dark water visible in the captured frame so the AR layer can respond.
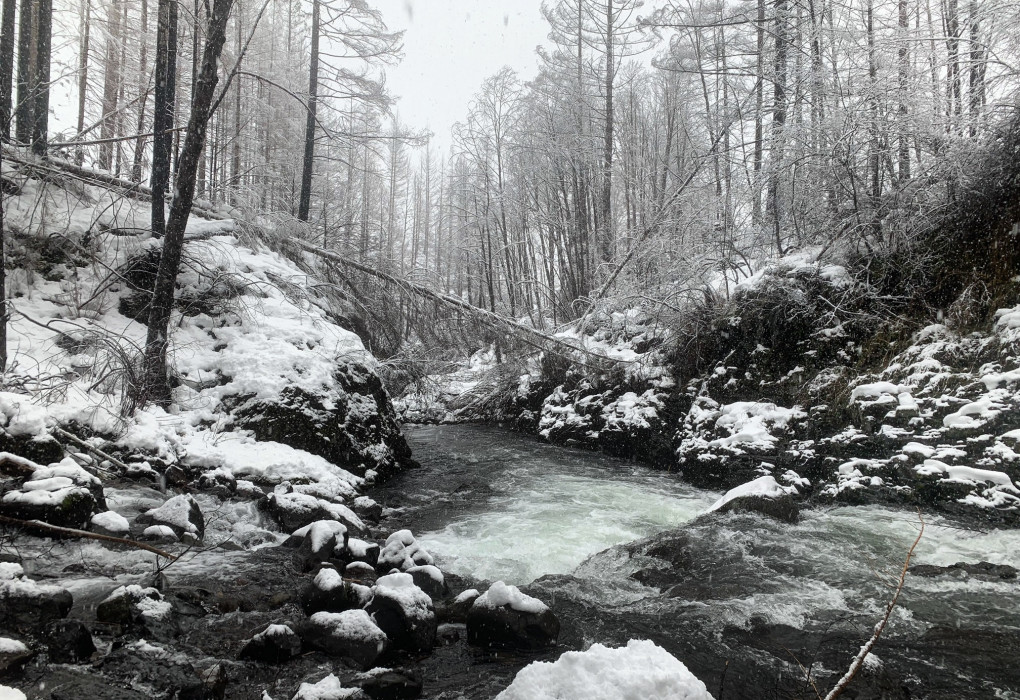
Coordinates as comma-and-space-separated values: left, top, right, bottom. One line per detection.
372, 425, 1020, 700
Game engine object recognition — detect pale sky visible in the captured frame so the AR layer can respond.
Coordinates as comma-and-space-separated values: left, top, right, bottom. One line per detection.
373, 0, 551, 151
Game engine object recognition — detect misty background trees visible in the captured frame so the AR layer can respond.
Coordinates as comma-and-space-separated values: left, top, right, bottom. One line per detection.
1, 0, 1020, 364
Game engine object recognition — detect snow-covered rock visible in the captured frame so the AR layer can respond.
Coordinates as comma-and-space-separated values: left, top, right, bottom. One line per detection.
376, 529, 433, 572
0, 458, 104, 529
238, 623, 303, 664
90, 510, 130, 536
0, 637, 33, 674
265, 490, 364, 534
96, 585, 177, 639
300, 610, 388, 670
495, 639, 714, 700
291, 674, 370, 700
0, 562, 73, 631
704, 475, 800, 523
135, 493, 205, 542
466, 581, 559, 650
365, 572, 436, 652
299, 566, 372, 615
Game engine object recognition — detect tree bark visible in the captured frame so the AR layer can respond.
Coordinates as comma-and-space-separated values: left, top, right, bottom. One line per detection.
98, 0, 121, 170
74, 0, 90, 164
0, 0, 16, 141
140, 0, 234, 407
151, 0, 178, 237
131, 0, 149, 182
14, 0, 34, 144
297, 0, 319, 222
29, 0, 48, 156
600, 0, 614, 263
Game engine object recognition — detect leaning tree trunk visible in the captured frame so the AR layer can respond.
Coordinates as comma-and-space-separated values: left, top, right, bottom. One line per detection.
140, 0, 233, 407
297, 0, 319, 222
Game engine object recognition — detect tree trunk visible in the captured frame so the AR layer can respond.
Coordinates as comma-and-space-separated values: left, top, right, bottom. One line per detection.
131, 0, 149, 182
74, 0, 90, 163
297, 0, 319, 222
151, 0, 178, 237
767, 0, 789, 254
752, 0, 764, 226
29, 0, 48, 156
898, 0, 910, 180
600, 0, 614, 263
98, 0, 121, 170
0, 0, 17, 141
14, 0, 34, 144
140, 0, 234, 407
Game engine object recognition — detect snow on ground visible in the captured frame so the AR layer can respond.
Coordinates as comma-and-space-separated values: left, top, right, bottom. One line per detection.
495, 639, 714, 700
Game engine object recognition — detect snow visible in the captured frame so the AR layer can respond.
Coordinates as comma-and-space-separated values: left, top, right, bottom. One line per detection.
293, 520, 347, 552
0, 638, 29, 654
292, 674, 365, 700
142, 525, 178, 540
142, 494, 200, 535
705, 402, 806, 449
309, 610, 387, 649
372, 573, 433, 620
706, 475, 794, 514
0, 687, 27, 700
312, 568, 372, 606
0, 563, 24, 581
454, 588, 480, 604
259, 624, 295, 638
851, 382, 908, 400
495, 639, 714, 700
91, 510, 130, 534
270, 492, 365, 532
378, 530, 433, 569
474, 581, 548, 614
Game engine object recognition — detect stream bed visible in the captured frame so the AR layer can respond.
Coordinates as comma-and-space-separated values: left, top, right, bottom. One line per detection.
372, 424, 1020, 700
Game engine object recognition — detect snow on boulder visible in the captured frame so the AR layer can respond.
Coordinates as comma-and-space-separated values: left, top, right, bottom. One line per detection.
466, 581, 559, 650
365, 572, 436, 653
90, 510, 130, 537
407, 564, 447, 600
265, 489, 365, 534
95, 585, 177, 639
0, 562, 73, 631
300, 566, 372, 615
291, 674, 370, 700
338, 537, 380, 568
285, 520, 348, 571
238, 623, 303, 664
0, 686, 27, 700
299, 610, 388, 670
704, 475, 800, 523
135, 493, 205, 542
0, 458, 104, 529
494, 639, 714, 700
376, 529, 433, 572
0, 637, 33, 675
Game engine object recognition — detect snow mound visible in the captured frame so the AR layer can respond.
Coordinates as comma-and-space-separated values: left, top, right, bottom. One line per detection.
705, 475, 794, 514
495, 639, 714, 700
475, 581, 548, 614
291, 673, 366, 700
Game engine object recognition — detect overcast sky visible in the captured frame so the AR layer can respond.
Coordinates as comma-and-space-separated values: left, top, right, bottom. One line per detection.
373, 0, 551, 151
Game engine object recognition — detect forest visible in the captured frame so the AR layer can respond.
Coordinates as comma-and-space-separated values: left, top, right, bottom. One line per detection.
1, 0, 1020, 699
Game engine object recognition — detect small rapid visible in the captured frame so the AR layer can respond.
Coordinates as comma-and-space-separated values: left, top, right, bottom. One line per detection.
373, 424, 1020, 700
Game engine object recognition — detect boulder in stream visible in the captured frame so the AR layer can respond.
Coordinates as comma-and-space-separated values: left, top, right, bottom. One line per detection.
299, 610, 389, 670
0, 563, 72, 632
135, 494, 205, 543
365, 572, 436, 653
238, 623, 302, 664
466, 581, 559, 650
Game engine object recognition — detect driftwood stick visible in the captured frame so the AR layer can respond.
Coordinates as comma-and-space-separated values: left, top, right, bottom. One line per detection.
53, 427, 131, 475
0, 514, 176, 560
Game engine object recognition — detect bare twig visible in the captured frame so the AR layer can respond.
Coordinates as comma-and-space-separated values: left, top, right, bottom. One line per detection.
0, 514, 176, 560
822, 512, 925, 700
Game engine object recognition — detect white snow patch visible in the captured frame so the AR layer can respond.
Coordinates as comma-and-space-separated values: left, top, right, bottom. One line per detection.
706, 476, 794, 515
495, 639, 714, 700
475, 581, 548, 614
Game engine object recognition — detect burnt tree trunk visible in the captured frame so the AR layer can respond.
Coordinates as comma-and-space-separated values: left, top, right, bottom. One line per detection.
140, 0, 233, 407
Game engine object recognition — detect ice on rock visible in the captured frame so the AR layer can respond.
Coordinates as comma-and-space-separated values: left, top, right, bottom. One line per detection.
495, 639, 714, 700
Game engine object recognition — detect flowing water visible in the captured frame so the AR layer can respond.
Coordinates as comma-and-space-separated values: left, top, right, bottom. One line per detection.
373, 424, 1020, 700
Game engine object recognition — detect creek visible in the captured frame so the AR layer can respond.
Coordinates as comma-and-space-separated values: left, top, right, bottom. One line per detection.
372, 424, 1020, 700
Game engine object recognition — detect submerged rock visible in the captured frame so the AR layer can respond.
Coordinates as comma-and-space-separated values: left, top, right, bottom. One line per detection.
466, 581, 559, 650
909, 561, 1018, 580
